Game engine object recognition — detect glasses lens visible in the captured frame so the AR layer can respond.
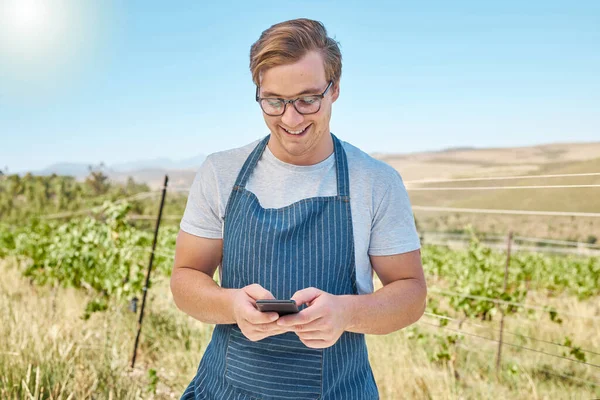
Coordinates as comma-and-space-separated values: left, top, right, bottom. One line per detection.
294, 96, 321, 114
260, 99, 284, 115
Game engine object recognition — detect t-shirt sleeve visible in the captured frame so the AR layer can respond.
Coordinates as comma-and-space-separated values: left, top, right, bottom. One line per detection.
179, 156, 223, 239
368, 170, 421, 256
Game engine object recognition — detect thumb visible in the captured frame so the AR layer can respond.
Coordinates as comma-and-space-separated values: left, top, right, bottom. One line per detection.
243, 283, 276, 301
291, 287, 322, 307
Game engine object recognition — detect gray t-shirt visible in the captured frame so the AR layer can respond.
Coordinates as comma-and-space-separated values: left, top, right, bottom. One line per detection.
180, 136, 421, 294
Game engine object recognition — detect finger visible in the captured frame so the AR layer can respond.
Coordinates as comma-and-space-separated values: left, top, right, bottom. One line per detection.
238, 297, 279, 324
239, 299, 279, 324
253, 329, 290, 341
246, 308, 279, 325
288, 318, 324, 333
291, 287, 322, 307
250, 322, 292, 340
255, 321, 292, 333
277, 298, 323, 327
277, 308, 322, 327
241, 322, 288, 340
296, 330, 329, 340
244, 283, 276, 301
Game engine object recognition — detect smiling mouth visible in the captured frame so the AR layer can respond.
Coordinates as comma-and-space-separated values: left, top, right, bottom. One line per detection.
281, 124, 312, 136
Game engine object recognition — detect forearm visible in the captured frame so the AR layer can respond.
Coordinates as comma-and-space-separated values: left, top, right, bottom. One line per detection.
343, 278, 427, 335
170, 267, 238, 325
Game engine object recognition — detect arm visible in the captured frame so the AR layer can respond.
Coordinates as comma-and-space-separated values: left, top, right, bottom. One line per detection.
170, 229, 236, 324
343, 248, 427, 335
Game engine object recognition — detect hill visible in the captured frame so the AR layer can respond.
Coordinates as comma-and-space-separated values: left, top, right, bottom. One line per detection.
384, 143, 600, 240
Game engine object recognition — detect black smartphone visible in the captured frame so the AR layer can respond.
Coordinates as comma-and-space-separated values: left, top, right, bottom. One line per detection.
255, 299, 299, 316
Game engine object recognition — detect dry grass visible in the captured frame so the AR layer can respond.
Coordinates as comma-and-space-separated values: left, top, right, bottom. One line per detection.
0, 257, 212, 399
370, 277, 600, 400
414, 212, 600, 242
1, 258, 599, 399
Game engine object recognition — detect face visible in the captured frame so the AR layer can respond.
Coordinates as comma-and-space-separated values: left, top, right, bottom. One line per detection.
258, 51, 339, 165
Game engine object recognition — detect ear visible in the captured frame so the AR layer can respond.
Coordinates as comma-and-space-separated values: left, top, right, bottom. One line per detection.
331, 82, 340, 103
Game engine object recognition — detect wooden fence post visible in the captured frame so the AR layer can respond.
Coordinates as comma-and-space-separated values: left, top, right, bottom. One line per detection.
131, 175, 169, 369
496, 230, 513, 375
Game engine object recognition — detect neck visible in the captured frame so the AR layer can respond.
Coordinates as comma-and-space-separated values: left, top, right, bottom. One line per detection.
268, 133, 334, 166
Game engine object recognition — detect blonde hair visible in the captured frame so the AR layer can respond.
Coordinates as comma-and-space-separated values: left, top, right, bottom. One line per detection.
249, 18, 342, 88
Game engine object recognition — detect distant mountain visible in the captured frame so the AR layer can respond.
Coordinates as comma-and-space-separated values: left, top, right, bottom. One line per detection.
436, 146, 478, 153
111, 158, 176, 172
35, 163, 97, 178
176, 154, 208, 169
110, 154, 206, 172
20, 154, 206, 179
108, 168, 198, 190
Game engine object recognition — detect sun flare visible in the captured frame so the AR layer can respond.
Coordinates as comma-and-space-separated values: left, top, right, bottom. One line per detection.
0, 0, 103, 91
8, 0, 51, 34
0, 0, 68, 59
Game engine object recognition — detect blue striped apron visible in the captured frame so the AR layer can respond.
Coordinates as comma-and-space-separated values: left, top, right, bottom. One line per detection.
181, 134, 379, 399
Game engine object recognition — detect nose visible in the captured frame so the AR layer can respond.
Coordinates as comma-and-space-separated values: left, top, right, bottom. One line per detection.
280, 102, 304, 127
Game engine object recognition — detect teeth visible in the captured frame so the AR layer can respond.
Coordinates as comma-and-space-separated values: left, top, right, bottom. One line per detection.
283, 125, 309, 135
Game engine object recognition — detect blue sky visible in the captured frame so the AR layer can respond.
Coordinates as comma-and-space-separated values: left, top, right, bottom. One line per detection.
1, 0, 599, 173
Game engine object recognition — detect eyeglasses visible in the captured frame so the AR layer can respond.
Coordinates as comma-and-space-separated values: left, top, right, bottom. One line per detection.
255, 81, 333, 116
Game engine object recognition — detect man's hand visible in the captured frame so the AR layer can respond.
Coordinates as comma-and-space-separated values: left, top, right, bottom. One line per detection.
232, 284, 290, 341
276, 287, 351, 349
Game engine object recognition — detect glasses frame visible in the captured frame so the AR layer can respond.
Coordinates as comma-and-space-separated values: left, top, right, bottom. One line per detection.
255, 81, 333, 116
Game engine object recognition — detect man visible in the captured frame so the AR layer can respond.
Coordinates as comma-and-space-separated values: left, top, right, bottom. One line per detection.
171, 18, 426, 400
